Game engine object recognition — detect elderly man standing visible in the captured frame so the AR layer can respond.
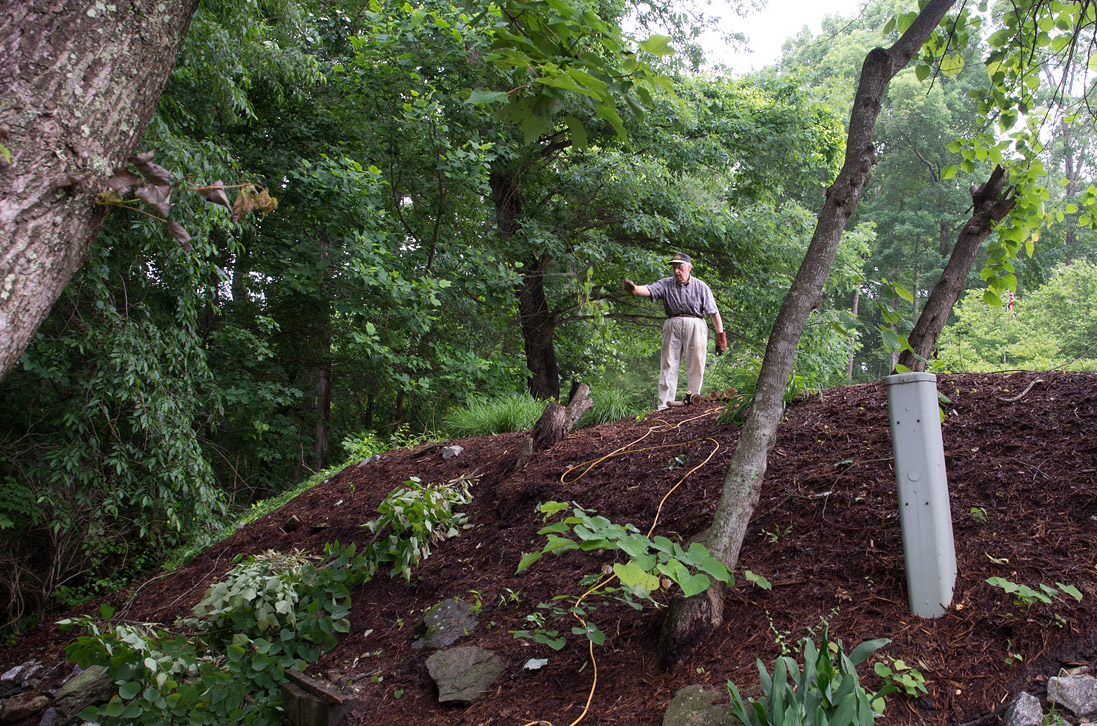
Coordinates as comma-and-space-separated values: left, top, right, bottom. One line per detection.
622, 252, 727, 410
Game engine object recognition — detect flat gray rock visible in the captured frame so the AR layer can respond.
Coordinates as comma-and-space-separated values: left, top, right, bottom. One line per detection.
1048, 675, 1097, 718
425, 646, 505, 705
663, 684, 736, 726
412, 597, 478, 651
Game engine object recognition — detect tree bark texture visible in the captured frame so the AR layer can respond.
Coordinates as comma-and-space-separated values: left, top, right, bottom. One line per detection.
898, 165, 1016, 371
657, 0, 959, 668
490, 169, 561, 401
0, 0, 201, 380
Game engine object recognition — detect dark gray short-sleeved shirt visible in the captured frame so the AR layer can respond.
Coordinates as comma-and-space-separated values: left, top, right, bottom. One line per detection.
647, 276, 719, 318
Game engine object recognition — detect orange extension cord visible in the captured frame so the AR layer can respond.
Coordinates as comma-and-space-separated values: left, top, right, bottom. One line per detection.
521, 409, 724, 726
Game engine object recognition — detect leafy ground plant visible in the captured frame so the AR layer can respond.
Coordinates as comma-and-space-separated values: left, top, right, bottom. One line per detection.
512, 501, 734, 651
728, 629, 890, 726
362, 473, 476, 581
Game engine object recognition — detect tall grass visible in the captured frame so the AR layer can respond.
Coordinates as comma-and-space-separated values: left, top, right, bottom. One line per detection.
577, 386, 646, 427
442, 393, 548, 437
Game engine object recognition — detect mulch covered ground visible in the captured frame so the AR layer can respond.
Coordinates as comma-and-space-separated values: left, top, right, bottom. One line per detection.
5, 371, 1097, 725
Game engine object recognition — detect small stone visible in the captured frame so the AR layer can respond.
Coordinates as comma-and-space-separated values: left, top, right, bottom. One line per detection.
662, 684, 736, 726
1048, 675, 1097, 718
1003, 691, 1043, 726
0, 693, 50, 722
441, 445, 463, 460
425, 647, 505, 705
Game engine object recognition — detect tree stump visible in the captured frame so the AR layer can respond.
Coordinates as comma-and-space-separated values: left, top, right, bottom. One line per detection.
513, 383, 592, 471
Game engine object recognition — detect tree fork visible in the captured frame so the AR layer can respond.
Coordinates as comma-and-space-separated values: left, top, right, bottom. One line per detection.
656, 0, 959, 668
899, 165, 1016, 371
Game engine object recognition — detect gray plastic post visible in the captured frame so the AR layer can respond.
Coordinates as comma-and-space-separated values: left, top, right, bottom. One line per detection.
883, 372, 956, 618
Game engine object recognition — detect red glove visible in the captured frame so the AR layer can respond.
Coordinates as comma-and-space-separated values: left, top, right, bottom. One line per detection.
621, 278, 636, 293
715, 330, 728, 355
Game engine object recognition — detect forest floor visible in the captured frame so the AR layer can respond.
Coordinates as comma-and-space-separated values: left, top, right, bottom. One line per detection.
5, 371, 1097, 725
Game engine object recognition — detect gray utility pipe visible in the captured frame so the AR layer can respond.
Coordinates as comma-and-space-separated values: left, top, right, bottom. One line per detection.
883, 372, 956, 618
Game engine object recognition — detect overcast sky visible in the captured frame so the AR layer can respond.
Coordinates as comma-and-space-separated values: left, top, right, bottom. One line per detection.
703, 0, 868, 73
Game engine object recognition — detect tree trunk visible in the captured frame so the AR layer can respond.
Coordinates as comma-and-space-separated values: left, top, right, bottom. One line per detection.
516, 254, 561, 400
846, 288, 860, 379
490, 168, 561, 400
0, 0, 201, 380
657, 0, 958, 668
898, 165, 1016, 371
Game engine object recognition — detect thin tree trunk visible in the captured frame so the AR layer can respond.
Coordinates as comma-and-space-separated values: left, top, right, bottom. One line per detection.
899, 165, 1016, 371
0, 0, 201, 380
847, 288, 860, 379
657, 0, 958, 668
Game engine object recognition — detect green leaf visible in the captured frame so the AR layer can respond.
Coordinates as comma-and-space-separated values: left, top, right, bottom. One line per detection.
983, 289, 1003, 307
941, 164, 958, 180
516, 551, 543, 574
638, 35, 674, 56
744, 569, 772, 590
564, 115, 588, 149
613, 561, 661, 592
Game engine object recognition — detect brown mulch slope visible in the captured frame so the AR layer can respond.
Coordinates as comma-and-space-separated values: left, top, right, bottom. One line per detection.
5, 371, 1097, 725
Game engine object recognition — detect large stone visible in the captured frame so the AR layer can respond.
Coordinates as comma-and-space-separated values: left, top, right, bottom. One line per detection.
1048, 675, 1097, 718
0, 693, 50, 722
662, 684, 736, 726
1003, 691, 1043, 726
52, 665, 113, 721
280, 670, 361, 726
425, 646, 505, 706
412, 598, 478, 651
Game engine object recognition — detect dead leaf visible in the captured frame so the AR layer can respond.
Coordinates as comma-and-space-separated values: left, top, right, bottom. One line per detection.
135, 184, 172, 218
166, 220, 194, 252
200, 180, 232, 211
106, 169, 143, 197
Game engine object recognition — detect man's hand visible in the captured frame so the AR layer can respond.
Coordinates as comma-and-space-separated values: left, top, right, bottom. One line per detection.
621, 278, 636, 294
715, 330, 728, 355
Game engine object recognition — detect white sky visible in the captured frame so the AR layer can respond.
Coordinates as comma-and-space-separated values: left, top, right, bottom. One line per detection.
702, 0, 868, 73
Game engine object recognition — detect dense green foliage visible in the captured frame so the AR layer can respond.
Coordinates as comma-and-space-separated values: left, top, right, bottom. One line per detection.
59, 475, 473, 724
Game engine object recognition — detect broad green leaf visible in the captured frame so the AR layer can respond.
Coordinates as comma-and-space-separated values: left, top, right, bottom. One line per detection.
465, 89, 509, 105
638, 34, 674, 56
609, 561, 658, 592
941, 164, 958, 179
564, 115, 588, 149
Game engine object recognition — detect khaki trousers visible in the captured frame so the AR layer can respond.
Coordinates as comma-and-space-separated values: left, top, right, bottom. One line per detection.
657, 316, 707, 410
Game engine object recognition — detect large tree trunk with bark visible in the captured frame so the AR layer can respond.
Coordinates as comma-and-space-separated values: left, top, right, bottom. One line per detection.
516, 254, 561, 400
0, 0, 200, 380
490, 168, 561, 400
898, 165, 1016, 371
657, 0, 959, 668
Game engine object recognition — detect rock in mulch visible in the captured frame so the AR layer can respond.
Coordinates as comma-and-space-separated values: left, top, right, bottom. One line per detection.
412, 597, 478, 651
0, 692, 50, 722
1003, 691, 1043, 726
662, 684, 736, 726
1047, 674, 1097, 718
425, 646, 505, 705
52, 665, 114, 721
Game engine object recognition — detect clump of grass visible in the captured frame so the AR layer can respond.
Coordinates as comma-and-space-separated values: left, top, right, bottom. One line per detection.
442, 393, 547, 437
577, 386, 645, 427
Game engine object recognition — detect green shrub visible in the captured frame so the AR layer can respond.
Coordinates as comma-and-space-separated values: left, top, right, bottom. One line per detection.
441, 393, 547, 436
363, 474, 476, 581
727, 629, 890, 726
